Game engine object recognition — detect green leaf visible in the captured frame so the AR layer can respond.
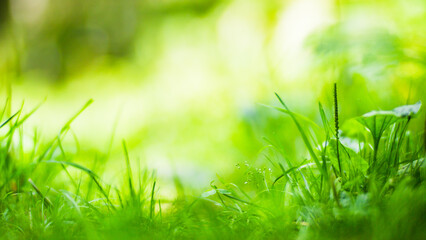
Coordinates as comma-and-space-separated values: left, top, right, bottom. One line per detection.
217, 189, 232, 195
356, 101, 422, 140
0, 111, 20, 129
328, 139, 368, 174
357, 112, 398, 138
44, 160, 97, 177
274, 93, 327, 178
201, 189, 216, 198
392, 101, 421, 117
201, 189, 232, 198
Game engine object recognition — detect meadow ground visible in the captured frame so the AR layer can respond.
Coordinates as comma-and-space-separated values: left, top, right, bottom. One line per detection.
0, 90, 424, 240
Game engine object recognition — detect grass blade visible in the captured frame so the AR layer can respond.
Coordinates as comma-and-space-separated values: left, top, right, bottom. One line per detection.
274, 93, 327, 178
122, 140, 136, 200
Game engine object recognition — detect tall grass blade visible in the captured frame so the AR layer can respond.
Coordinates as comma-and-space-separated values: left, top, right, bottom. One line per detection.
122, 140, 136, 200
28, 178, 53, 208
150, 180, 156, 219
60, 99, 94, 133
274, 93, 327, 178
44, 160, 115, 210
0, 110, 20, 129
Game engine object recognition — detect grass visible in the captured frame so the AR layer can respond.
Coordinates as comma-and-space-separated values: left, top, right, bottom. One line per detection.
0, 89, 425, 240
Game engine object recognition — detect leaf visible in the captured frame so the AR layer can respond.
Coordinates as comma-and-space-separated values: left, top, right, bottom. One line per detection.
217, 189, 232, 195
43, 160, 115, 210
340, 119, 367, 140
357, 112, 398, 138
392, 101, 421, 117
201, 189, 216, 198
201, 189, 232, 198
357, 110, 398, 146
356, 101, 422, 140
339, 136, 364, 153
0, 111, 20, 129
274, 93, 327, 178
44, 160, 98, 178
270, 106, 322, 132
28, 178, 53, 207
328, 139, 368, 174
60, 99, 94, 133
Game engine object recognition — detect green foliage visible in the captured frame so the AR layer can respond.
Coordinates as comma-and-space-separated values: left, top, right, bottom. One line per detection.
1, 0, 425, 238
356, 101, 422, 177
0, 92, 425, 239
199, 94, 425, 239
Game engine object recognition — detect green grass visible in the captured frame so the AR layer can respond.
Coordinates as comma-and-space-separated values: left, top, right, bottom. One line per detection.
0, 91, 425, 240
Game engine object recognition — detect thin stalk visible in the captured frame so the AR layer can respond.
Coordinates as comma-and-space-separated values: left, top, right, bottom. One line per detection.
424, 114, 426, 155
150, 181, 156, 219
334, 83, 342, 175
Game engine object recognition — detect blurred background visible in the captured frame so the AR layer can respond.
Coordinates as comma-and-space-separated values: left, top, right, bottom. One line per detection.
0, 0, 425, 195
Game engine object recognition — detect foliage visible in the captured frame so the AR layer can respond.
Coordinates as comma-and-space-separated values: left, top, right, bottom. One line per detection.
0, 93, 424, 239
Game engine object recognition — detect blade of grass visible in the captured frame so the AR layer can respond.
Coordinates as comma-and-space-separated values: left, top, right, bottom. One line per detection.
122, 140, 136, 200
150, 180, 156, 219
43, 160, 115, 210
60, 99, 94, 133
28, 178, 52, 208
274, 93, 328, 178
0, 110, 20, 129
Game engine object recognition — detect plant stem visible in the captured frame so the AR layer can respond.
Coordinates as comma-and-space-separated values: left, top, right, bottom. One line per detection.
334, 83, 342, 175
